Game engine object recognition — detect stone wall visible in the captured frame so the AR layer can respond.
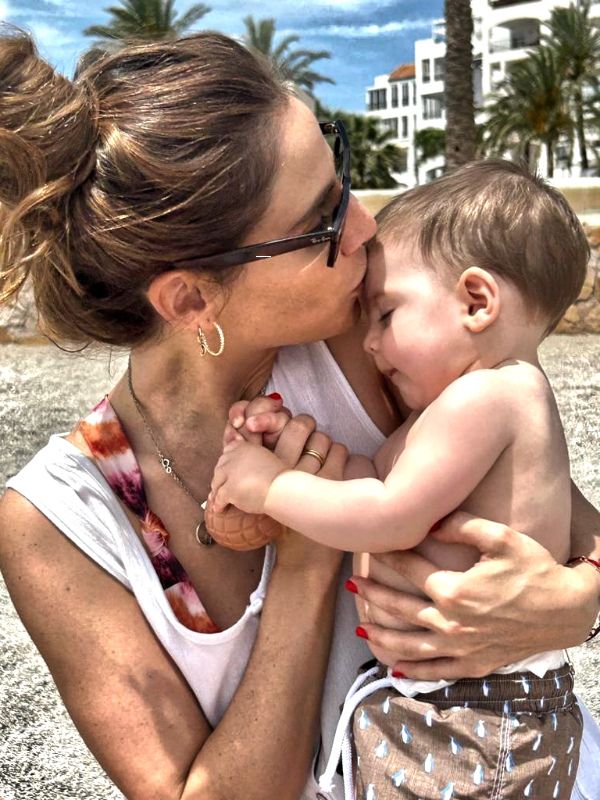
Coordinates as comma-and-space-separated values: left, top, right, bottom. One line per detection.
555, 226, 600, 334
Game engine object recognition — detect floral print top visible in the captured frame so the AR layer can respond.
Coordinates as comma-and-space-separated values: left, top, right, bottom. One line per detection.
78, 396, 220, 634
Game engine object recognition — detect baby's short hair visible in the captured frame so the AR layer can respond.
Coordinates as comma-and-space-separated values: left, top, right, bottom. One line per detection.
376, 159, 589, 332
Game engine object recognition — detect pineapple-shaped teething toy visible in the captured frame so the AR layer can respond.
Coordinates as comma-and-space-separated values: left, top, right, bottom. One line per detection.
203, 498, 284, 550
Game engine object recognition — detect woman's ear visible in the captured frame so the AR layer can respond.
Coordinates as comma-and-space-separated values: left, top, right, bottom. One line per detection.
146, 270, 218, 330
457, 266, 500, 333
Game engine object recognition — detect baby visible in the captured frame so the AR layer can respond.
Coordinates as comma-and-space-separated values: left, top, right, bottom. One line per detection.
211, 160, 589, 799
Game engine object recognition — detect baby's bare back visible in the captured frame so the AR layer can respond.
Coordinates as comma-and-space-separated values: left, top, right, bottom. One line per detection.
356, 362, 572, 633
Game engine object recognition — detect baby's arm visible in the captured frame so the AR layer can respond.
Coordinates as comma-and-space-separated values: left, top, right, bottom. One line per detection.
262, 372, 516, 551
210, 444, 378, 514
212, 373, 515, 550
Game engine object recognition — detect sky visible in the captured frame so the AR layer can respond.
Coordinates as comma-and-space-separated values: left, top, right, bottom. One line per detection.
0, 0, 442, 111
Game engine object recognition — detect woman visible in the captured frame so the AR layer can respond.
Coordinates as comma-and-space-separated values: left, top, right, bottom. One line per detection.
0, 30, 598, 800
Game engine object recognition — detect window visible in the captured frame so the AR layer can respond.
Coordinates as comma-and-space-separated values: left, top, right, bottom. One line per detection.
402, 82, 409, 106
422, 59, 431, 82
401, 117, 408, 138
368, 88, 387, 111
381, 117, 399, 137
391, 84, 399, 108
413, 82, 417, 104
434, 57, 445, 81
422, 95, 444, 119
396, 148, 409, 172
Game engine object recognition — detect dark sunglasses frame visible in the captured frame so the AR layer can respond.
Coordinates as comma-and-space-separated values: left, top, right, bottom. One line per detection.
172, 120, 351, 271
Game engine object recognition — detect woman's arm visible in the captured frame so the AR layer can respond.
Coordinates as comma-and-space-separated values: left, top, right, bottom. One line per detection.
0, 484, 342, 800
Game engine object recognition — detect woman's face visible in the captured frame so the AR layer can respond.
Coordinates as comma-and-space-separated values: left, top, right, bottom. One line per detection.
221, 97, 377, 348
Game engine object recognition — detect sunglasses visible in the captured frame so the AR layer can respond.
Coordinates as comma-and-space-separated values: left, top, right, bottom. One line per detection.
172, 120, 351, 271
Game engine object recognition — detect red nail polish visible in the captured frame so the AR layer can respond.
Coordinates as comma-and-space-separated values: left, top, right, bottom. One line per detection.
345, 579, 359, 594
355, 626, 369, 639
391, 670, 406, 678
267, 392, 282, 400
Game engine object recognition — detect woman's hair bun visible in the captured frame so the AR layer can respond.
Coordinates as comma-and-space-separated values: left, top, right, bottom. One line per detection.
0, 27, 100, 309
1, 28, 288, 347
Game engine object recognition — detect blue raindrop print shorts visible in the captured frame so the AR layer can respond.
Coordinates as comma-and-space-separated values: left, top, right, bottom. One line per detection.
353, 664, 582, 799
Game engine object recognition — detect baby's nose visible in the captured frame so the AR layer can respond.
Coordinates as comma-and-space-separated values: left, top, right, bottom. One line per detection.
363, 327, 379, 354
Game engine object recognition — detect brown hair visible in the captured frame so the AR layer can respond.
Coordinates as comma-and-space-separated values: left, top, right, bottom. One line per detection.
0, 28, 289, 346
376, 159, 589, 333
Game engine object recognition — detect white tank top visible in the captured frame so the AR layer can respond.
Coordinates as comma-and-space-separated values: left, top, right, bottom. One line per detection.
6, 340, 385, 800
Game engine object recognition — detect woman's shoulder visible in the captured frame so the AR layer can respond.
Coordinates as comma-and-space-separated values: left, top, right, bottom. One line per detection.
2, 433, 134, 588
7, 432, 103, 498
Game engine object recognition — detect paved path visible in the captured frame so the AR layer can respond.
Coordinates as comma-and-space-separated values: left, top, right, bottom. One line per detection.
0, 338, 598, 799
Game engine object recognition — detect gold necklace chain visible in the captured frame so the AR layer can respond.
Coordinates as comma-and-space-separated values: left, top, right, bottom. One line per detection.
126, 357, 214, 547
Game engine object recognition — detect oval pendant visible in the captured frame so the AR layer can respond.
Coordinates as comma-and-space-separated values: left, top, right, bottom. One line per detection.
195, 522, 214, 546
195, 504, 214, 546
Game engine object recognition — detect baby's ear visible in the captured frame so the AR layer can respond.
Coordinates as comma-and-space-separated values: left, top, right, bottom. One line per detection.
457, 266, 500, 333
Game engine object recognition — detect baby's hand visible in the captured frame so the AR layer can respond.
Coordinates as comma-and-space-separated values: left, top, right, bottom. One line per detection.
210, 441, 286, 515
223, 394, 291, 449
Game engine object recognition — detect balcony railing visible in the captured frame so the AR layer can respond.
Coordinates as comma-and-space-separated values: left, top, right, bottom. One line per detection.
489, 0, 538, 7
423, 108, 445, 120
489, 33, 539, 52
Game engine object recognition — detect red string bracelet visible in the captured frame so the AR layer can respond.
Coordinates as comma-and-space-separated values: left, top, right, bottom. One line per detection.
566, 556, 600, 642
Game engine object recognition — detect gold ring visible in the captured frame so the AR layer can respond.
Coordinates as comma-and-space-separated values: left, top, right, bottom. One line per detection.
302, 448, 326, 469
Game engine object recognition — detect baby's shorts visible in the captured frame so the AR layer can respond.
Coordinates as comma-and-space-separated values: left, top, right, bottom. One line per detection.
353, 664, 582, 799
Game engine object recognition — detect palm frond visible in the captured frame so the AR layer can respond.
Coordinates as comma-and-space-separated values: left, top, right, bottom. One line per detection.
173, 3, 211, 34
241, 15, 333, 93
84, 0, 211, 44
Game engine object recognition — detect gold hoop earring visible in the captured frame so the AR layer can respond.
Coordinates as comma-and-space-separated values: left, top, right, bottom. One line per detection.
197, 322, 225, 357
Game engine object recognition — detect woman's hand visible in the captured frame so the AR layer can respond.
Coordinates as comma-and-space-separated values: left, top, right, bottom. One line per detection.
348, 511, 599, 680
270, 423, 349, 574
222, 399, 349, 572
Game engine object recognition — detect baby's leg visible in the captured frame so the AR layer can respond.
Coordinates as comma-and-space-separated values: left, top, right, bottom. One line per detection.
353, 666, 582, 799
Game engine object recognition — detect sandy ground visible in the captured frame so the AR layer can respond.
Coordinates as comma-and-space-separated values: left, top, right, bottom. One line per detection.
0, 337, 599, 799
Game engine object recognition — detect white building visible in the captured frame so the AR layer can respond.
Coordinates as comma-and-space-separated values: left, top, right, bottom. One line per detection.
366, 0, 600, 185
413, 19, 454, 184
366, 64, 417, 186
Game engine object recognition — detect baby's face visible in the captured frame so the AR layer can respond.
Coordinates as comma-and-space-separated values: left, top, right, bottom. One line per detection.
364, 236, 467, 410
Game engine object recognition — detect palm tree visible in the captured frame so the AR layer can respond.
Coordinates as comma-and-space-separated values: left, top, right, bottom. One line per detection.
335, 112, 405, 189
414, 128, 446, 163
242, 16, 334, 95
542, 1, 600, 173
444, 0, 477, 169
584, 88, 600, 170
414, 127, 445, 183
84, 0, 211, 45
484, 48, 572, 177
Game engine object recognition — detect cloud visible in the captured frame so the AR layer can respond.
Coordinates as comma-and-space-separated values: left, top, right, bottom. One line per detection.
297, 0, 399, 7
27, 0, 89, 20
211, 0, 400, 15
27, 20, 78, 49
288, 19, 434, 38
0, 0, 91, 24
